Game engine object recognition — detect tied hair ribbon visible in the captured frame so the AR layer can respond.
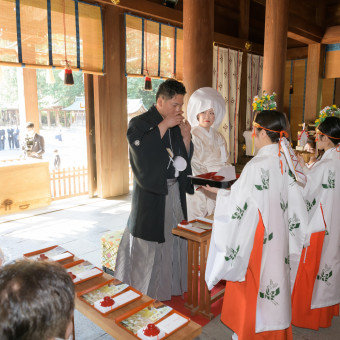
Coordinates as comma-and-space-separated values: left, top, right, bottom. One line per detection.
316, 128, 340, 156
252, 121, 289, 174
315, 128, 340, 143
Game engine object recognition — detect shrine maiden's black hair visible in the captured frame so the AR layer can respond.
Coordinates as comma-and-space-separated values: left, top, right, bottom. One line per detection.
254, 110, 287, 143
318, 116, 340, 146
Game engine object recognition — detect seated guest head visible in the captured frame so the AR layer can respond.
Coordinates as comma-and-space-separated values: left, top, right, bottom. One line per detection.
316, 116, 340, 151
0, 260, 75, 340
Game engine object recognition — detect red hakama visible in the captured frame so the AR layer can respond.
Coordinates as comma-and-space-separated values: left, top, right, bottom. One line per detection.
221, 213, 293, 340
291, 231, 339, 330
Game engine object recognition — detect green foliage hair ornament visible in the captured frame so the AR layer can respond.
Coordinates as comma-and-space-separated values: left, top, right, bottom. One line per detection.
252, 91, 277, 112
315, 105, 340, 127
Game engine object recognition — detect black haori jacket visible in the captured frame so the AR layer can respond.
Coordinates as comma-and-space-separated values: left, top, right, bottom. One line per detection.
127, 105, 194, 243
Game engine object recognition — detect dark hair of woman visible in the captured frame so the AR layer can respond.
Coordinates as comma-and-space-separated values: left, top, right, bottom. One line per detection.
318, 116, 340, 145
254, 110, 287, 143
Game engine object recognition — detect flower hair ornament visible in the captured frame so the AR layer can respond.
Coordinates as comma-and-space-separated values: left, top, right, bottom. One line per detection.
252, 91, 277, 112
315, 105, 340, 127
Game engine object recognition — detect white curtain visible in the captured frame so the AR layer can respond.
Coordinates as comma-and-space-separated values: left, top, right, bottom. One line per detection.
213, 46, 243, 164
246, 53, 263, 130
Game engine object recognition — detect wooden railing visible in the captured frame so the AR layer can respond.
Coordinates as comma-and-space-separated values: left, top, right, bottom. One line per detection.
50, 167, 88, 200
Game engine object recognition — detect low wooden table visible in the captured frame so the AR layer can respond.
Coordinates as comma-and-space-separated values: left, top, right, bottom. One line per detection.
172, 227, 224, 319
75, 272, 202, 339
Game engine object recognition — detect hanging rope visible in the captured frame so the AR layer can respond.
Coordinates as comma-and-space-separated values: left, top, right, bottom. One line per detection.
63, 0, 68, 65
144, 20, 148, 76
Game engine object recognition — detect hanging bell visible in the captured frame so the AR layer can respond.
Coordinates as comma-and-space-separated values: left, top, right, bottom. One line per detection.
144, 76, 152, 91
64, 66, 74, 86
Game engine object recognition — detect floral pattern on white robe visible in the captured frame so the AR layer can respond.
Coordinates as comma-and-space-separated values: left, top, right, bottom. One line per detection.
303, 147, 340, 309
205, 143, 311, 333
187, 126, 229, 220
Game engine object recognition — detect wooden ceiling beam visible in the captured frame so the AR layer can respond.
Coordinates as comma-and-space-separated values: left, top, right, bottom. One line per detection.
288, 13, 323, 44
252, 0, 265, 6
92, 0, 183, 26
287, 31, 320, 45
214, 32, 263, 55
252, 0, 323, 44
322, 26, 340, 44
286, 47, 308, 60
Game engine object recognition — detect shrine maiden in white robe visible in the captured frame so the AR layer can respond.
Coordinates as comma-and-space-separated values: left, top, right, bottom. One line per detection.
206, 143, 311, 333
187, 126, 229, 220
303, 146, 340, 309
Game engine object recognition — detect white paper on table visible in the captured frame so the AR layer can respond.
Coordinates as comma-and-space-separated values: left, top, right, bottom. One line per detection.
178, 224, 206, 234
215, 165, 236, 181
113, 290, 140, 306
157, 313, 188, 334
50, 251, 73, 261
74, 268, 102, 283
93, 290, 139, 313
196, 216, 213, 224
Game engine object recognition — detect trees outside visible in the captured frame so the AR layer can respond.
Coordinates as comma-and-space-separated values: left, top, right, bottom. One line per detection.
36, 69, 84, 110
0, 67, 84, 120
0, 67, 18, 109
127, 77, 164, 110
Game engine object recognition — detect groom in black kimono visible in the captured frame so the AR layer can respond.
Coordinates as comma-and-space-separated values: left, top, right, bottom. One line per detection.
115, 79, 194, 301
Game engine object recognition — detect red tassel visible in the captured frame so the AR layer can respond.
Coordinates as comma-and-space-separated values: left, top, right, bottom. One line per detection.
64, 68, 74, 85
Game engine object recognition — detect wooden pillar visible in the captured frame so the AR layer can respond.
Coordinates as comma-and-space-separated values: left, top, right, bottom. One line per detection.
92, 5, 129, 198
47, 110, 51, 128
183, 0, 214, 109
262, 0, 289, 111
22, 69, 40, 132
56, 110, 60, 126
84, 74, 97, 197
238, 0, 250, 162
304, 44, 324, 123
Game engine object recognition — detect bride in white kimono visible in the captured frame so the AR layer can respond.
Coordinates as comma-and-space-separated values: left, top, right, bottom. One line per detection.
186, 87, 229, 220
205, 110, 312, 340
292, 116, 340, 329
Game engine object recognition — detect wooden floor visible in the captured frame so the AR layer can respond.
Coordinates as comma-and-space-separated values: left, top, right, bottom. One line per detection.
1, 194, 339, 340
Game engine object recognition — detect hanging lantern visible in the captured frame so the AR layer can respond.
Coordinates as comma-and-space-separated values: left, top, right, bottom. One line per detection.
46, 69, 55, 84
144, 76, 152, 91
289, 83, 294, 94
64, 63, 74, 86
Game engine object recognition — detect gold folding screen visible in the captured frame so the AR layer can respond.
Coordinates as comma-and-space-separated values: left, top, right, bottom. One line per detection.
125, 13, 183, 80
0, 0, 104, 74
